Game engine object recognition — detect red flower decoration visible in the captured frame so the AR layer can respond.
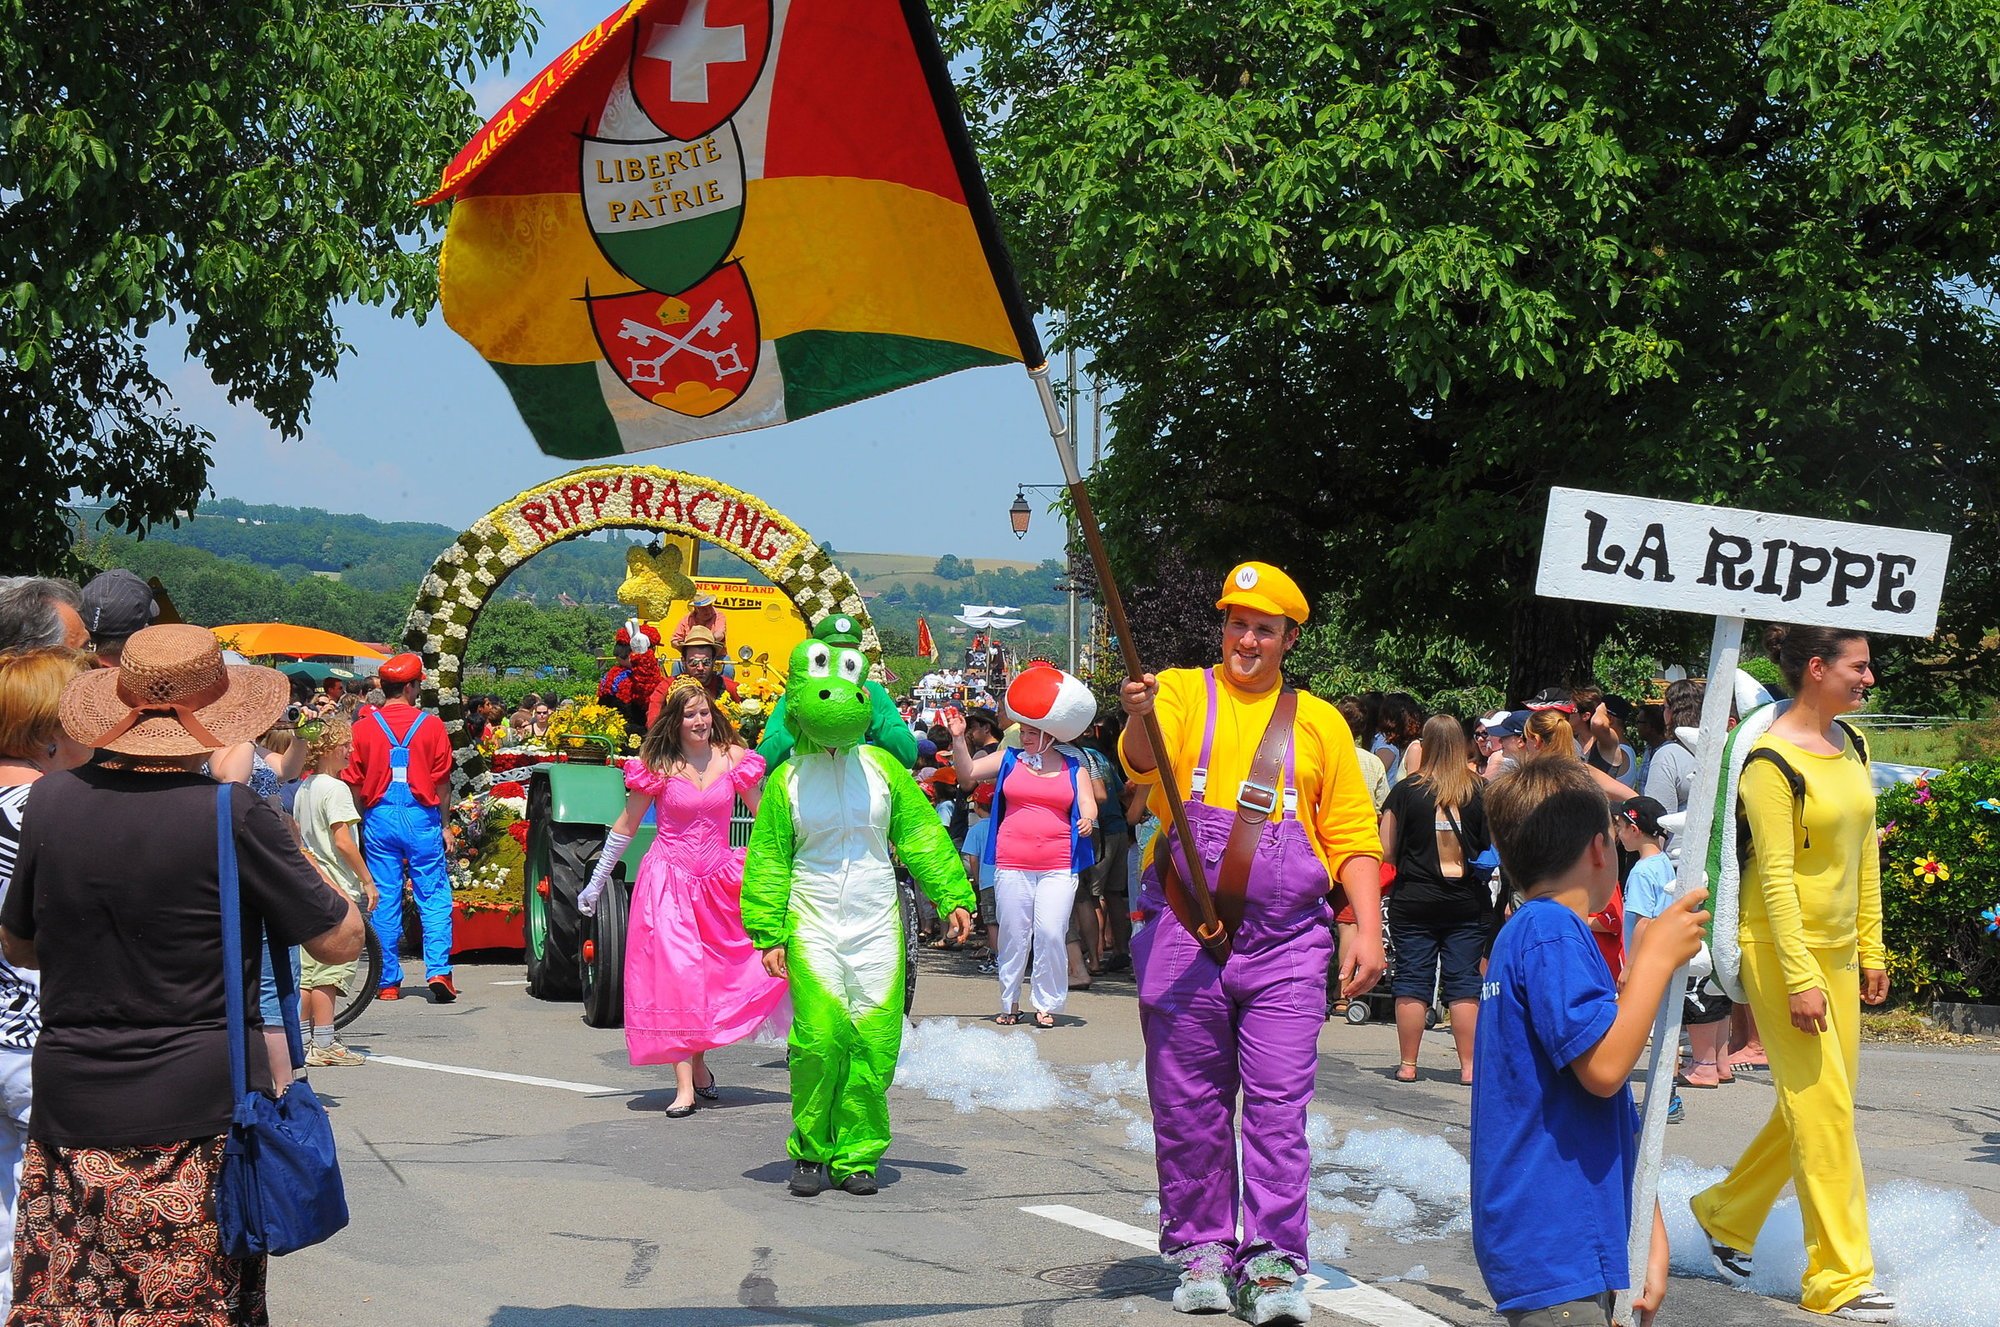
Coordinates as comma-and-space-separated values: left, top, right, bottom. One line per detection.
508, 821, 528, 848
492, 780, 526, 800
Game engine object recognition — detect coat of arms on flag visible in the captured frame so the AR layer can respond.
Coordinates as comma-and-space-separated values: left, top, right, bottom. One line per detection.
427, 0, 1040, 460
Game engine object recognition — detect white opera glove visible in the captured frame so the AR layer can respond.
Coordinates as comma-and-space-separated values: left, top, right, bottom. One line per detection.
577, 830, 633, 917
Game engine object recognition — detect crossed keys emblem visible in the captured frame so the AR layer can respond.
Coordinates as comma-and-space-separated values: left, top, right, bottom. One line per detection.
616, 298, 749, 384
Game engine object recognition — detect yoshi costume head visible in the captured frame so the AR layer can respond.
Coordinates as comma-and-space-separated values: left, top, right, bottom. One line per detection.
785, 614, 872, 752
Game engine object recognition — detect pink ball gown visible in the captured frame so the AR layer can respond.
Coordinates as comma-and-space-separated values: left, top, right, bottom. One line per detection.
620, 752, 789, 1064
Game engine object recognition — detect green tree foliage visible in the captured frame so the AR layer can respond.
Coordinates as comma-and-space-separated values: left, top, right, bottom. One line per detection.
949, 0, 2000, 698
1, 0, 536, 570
464, 599, 614, 677
78, 534, 409, 642
932, 554, 972, 580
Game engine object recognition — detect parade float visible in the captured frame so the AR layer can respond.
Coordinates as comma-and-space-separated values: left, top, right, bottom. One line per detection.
398, 464, 871, 1018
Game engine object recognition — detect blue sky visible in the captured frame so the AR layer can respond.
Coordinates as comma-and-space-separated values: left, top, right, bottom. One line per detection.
176, 0, 1080, 563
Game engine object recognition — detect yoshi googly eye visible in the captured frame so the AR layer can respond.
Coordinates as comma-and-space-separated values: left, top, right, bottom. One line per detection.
836, 650, 864, 683
804, 644, 833, 678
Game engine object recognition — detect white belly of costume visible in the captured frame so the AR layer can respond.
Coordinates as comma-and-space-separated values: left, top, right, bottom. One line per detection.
786, 749, 901, 1012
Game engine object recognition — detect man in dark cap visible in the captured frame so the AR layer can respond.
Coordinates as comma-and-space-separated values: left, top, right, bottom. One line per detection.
78, 570, 159, 666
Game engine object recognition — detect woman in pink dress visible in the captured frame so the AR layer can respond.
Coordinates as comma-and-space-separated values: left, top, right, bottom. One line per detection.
577, 679, 786, 1117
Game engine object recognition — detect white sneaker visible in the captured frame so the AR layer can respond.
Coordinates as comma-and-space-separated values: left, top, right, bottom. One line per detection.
315, 1040, 366, 1066
1235, 1275, 1311, 1326
1170, 1245, 1234, 1315
1830, 1289, 1896, 1322
1170, 1272, 1232, 1315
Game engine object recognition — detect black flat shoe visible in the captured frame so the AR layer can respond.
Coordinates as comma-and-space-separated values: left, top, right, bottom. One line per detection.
664, 1102, 697, 1119
835, 1171, 878, 1196
694, 1073, 719, 1102
788, 1161, 829, 1197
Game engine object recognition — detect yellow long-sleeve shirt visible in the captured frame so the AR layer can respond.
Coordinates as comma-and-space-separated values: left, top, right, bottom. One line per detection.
1120, 668, 1381, 878
1739, 731, 1886, 994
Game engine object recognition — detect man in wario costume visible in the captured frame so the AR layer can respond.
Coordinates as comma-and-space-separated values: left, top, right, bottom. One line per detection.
1120, 562, 1385, 1325
740, 625, 974, 1197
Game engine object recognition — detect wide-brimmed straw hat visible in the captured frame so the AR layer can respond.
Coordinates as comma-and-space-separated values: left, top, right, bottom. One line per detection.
61, 623, 290, 759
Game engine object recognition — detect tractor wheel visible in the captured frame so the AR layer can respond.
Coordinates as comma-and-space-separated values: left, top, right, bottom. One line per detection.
899, 875, 921, 1016
525, 821, 594, 1002
581, 876, 629, 1029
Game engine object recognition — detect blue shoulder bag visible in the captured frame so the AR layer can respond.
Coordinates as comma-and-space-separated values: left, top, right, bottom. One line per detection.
212, 783, 351, 1257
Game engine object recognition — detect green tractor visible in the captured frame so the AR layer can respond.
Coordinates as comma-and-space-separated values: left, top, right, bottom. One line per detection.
519, 740, 762, 1027
521, 750, 652, 1026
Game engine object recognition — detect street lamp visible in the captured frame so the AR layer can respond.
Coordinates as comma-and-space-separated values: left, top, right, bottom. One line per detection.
1006, 483, 1079, 670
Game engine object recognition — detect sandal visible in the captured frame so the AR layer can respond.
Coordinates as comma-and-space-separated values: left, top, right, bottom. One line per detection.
1331, 1000, 1350, 1017
1677, 1061, 1723, 1089
994, 1012, 1019, 1026
1394, 1061, 1419, 1083
1035, 1012, 1056, 1029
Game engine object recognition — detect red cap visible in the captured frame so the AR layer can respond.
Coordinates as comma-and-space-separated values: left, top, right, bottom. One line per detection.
380, 653, 424, 685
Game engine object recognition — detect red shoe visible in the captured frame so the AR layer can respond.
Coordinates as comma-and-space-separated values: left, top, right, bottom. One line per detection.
427, 974, 458, 1003
377, 985, 402, 1001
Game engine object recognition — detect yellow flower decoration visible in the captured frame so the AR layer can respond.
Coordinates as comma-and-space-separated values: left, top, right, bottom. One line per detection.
1912, 855, 1950, 884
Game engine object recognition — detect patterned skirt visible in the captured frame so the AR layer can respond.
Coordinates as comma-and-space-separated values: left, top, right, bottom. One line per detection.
7, 1137, 268, 1326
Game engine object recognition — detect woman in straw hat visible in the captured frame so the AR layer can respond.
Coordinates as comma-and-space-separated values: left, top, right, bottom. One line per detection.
0, 624, 364, 1324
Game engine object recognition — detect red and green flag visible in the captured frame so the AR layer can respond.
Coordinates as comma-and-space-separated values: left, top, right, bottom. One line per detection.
426, 0, 1043, 458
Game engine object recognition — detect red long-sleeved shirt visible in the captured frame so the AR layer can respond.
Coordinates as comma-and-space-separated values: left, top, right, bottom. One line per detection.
340, 702, 454, 809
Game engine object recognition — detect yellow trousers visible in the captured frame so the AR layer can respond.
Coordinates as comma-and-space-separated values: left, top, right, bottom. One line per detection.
1690, 942, 1873, 1314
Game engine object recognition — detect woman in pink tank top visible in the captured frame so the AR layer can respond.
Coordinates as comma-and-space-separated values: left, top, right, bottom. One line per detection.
947, 666, 1099, 1028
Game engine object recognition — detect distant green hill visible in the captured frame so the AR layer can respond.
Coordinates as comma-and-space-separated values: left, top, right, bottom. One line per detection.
73, 499, 1075, 659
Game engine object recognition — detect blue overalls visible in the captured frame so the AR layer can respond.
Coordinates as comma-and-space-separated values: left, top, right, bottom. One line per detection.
362, 710, 452, 988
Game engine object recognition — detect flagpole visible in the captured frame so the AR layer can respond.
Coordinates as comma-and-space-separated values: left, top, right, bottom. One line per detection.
895, 0, 1228, 960
1028, 362, 1229, 962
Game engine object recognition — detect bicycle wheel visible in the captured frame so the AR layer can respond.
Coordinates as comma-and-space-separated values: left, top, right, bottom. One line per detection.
332, 927, 384, 1032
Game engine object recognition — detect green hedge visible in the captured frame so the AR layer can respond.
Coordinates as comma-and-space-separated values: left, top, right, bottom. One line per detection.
1874, 761, 2000, 1002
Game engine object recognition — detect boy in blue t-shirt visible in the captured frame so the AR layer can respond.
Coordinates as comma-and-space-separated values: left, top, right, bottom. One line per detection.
1473, 760, 1710, 1326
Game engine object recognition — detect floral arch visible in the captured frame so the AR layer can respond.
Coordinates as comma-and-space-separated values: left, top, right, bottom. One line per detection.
402, 463, 875, 785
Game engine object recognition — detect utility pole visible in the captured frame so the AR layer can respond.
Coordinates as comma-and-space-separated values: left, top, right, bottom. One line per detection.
1064, 333, 1079, 674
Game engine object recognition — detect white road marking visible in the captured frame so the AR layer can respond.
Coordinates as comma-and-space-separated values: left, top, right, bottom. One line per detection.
1020, 1204, 1159, 1248
489, 980, 530, 986
364, 1054, 622, 1096
1021, 1203, 1451, 1327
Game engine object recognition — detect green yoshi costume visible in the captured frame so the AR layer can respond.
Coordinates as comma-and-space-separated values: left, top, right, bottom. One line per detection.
740, 620, 975, 1197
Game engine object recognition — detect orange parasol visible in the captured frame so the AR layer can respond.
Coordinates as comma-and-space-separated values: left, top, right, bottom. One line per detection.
208, 623, 389, 661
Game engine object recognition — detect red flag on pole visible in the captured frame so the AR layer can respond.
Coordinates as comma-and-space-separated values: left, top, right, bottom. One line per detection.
916, 615, 937, 661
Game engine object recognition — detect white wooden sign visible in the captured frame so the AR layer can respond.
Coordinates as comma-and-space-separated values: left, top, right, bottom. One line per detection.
1537, 488, 1951, 637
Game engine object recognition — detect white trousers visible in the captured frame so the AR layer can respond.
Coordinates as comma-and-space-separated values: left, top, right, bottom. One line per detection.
994, 867, 1078, 1015
0, 1047, 31, 1316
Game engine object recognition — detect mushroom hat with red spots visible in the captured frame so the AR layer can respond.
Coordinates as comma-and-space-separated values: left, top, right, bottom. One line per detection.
1004, 663, 1096, 743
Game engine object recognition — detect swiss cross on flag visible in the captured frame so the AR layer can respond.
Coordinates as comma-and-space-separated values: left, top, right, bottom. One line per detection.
628, 0, 773, 141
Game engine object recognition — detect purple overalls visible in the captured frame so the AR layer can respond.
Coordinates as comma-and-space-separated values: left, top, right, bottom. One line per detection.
1132, 670, 1334, 1276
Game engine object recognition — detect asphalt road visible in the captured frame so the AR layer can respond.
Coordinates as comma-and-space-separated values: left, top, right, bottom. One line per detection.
273, 951, 2000, 1327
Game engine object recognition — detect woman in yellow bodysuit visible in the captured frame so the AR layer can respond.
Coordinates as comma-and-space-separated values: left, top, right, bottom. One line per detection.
1691, 624, 1893, 1323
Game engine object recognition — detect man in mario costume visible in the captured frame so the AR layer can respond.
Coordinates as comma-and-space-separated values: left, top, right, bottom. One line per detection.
342, 652, 458, 1002
1120, 561, 1385, 1325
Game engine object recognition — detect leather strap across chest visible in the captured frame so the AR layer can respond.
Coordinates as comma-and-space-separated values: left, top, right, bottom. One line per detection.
1158, 676, 1300, 952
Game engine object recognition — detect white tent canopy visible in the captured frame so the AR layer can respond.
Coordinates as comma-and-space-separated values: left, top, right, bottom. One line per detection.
956, 614, 1025, 629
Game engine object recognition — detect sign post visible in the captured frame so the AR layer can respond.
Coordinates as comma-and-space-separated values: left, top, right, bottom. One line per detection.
1534, 488, 1950, 1326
